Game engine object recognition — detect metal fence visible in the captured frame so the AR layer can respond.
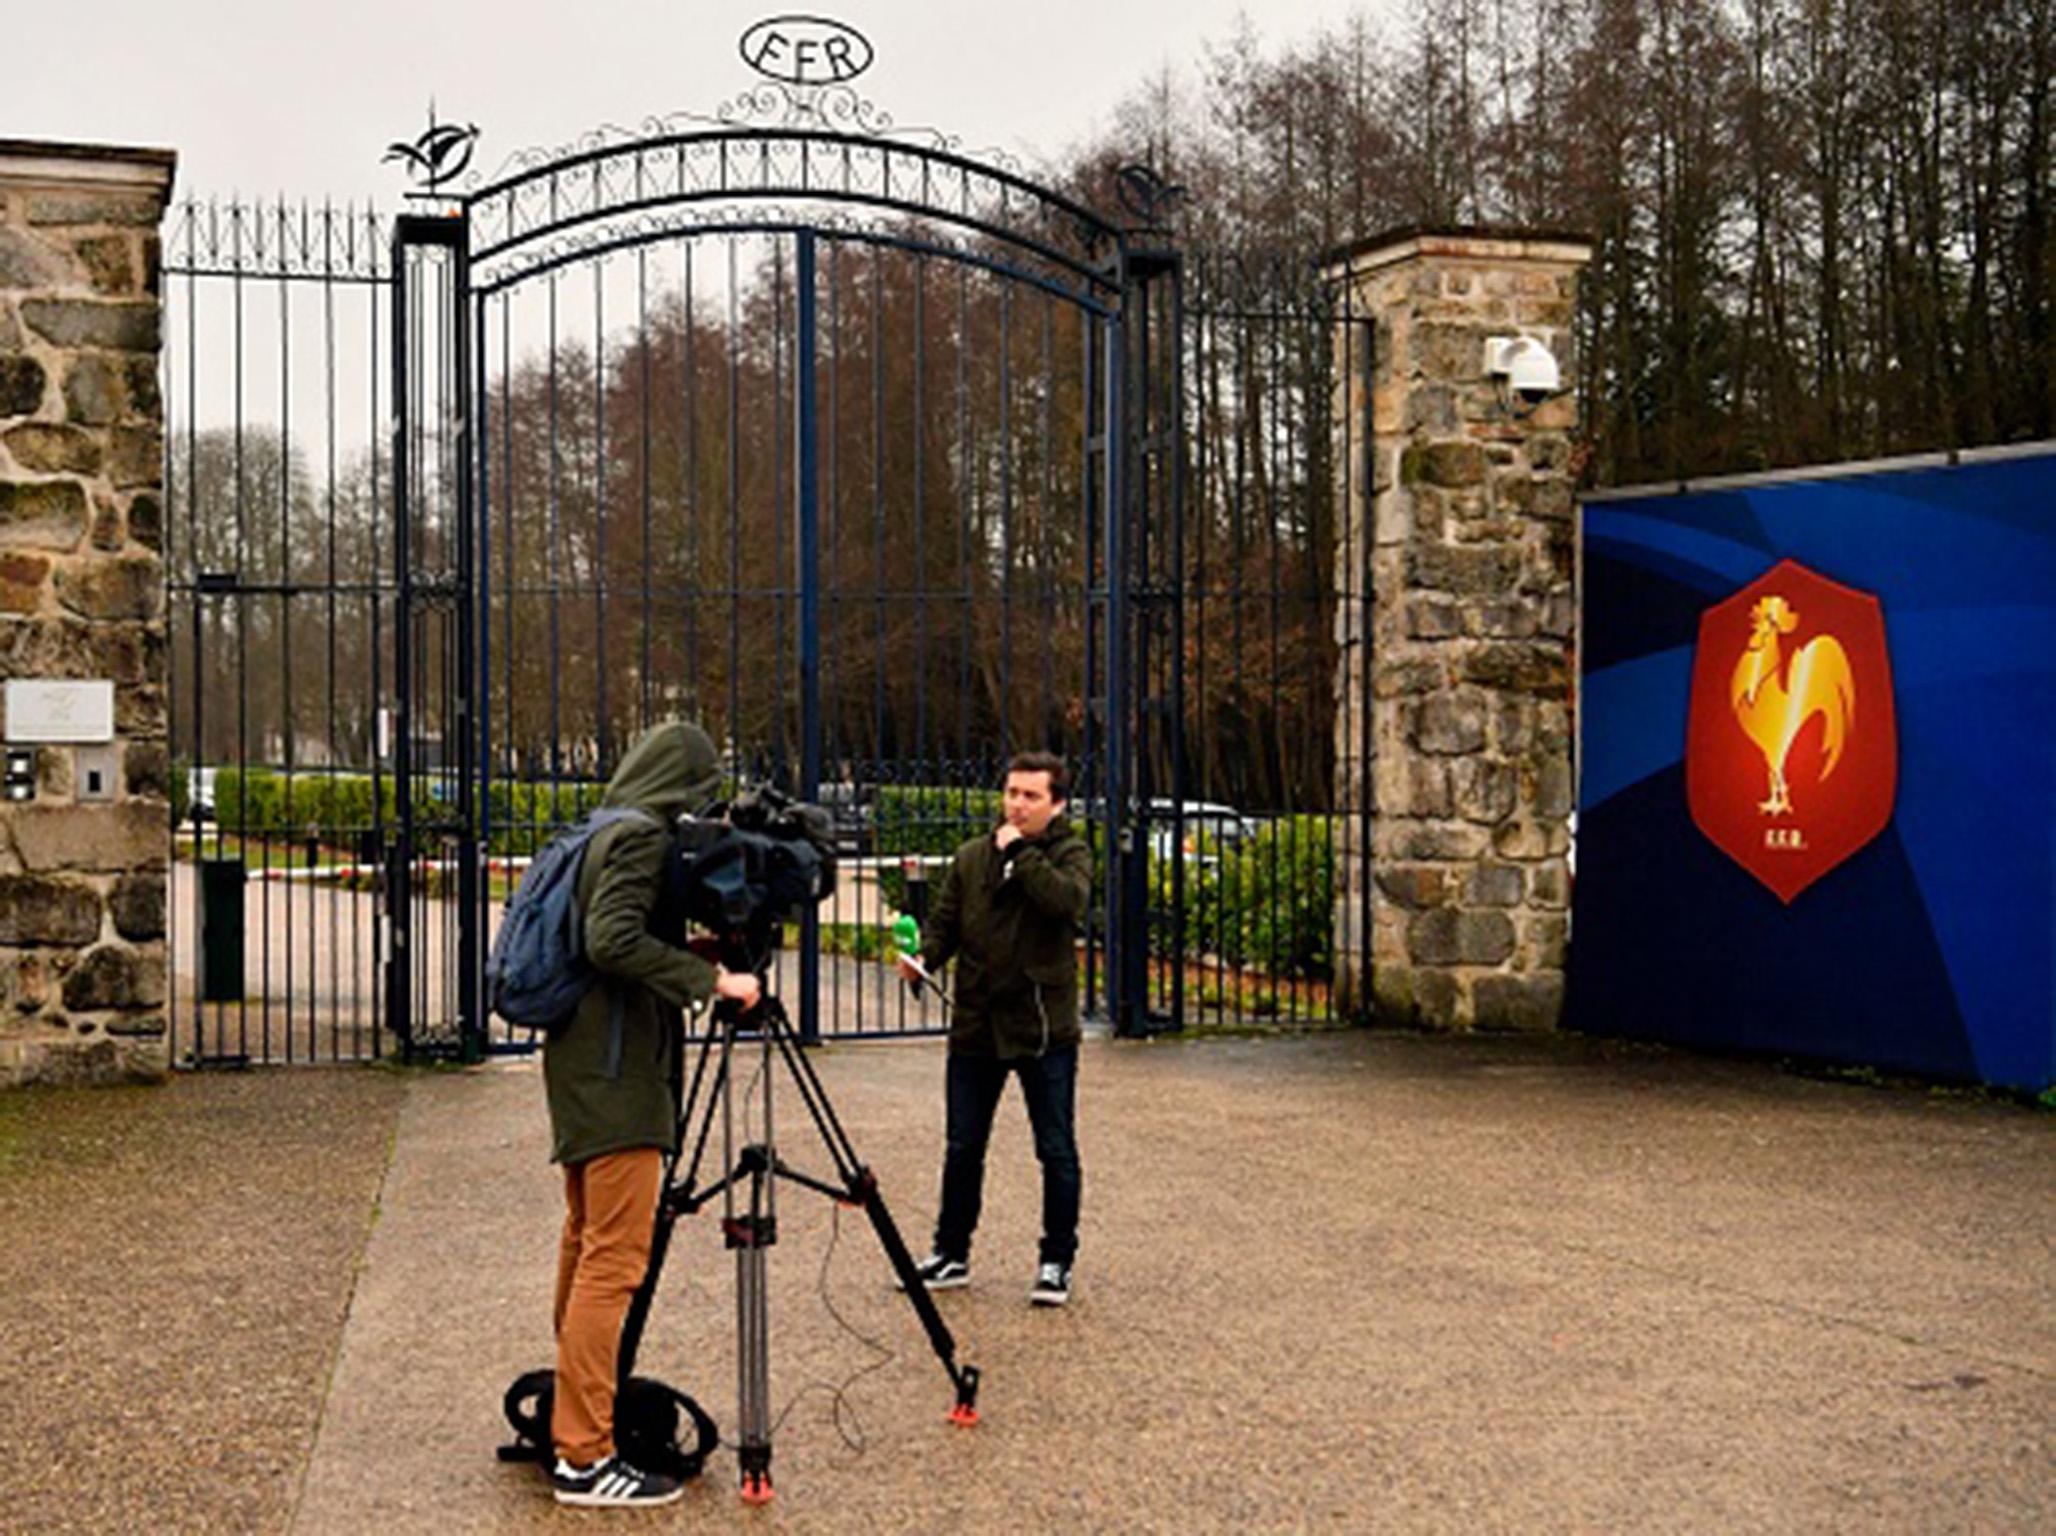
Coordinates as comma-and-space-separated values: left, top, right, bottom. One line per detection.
161, 121, 1371, 1065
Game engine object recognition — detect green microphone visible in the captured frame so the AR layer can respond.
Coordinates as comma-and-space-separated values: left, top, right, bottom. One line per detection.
892, 913, 920, 961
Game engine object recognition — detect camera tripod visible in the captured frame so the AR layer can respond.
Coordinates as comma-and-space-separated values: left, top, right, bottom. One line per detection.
613, 975, 982, 1505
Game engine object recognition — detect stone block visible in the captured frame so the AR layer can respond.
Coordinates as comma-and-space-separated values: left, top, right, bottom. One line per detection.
1476, 599, 1538, 638
1532, 480, 1575, 521
0, 355, 47, 417
0, 479, 89, 549
0, 550, 48, 612
1464, 863, 1525, 907
10, 803, 168, 872
1416, 692, 1488, 754
1402, 758, 1453, 815
0, 874, 103, 945
1535, 756, 1574, 817
62, 943, 166, 1010
71, 234, 135, 294
1529, 859, 1570, 909
35, 741, 71, 797
1372, 657, 1444, 698
91, 497, 123, 551
0, 615, 160, 682
24, 194, 162, 228
1472, 972, 1563, 1031
108, 426, 161, 489
1413, 967, 1461, 1027
1406, 597, 1465, 639
1409, 908, 1517, 966
1454, 757, 1519, 822
124, 741, 170, 798
111, 873, 166, 940
1374, 864, 1451, 910
1462, 641, 1568, 696
1495, 699, 1532, 752
103, 1011, 166, 1038
0, 300, 20, 352
1526, 912, 1570, 962
4, 422, 103, 475
0, 227, 72, 290
115, 683, 167, 736
1401, 823, 1489, 860
55, 553, 162, 619
1492, 819, 1550, 859
8, 1033, 167, 1086
127, 491, 162, 551
1405, 387, 1458, 433
5, 953, 52, 1013
20, 299, 159, 352
122, 356, 160, 419
1404, 440, 1489, 488
62, 356, 122, 424
1407, 543, 1517, 596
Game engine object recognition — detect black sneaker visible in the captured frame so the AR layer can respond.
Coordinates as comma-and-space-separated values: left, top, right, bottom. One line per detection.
1030, 1261, 1071, 1307
551, 1453, 685, 1508
897, 1252, 970, 1291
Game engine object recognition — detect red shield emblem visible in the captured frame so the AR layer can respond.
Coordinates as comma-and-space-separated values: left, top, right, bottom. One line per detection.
1685, 559, 1898, 903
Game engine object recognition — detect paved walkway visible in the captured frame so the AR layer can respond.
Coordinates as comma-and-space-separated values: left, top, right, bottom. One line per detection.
281, 1030, 2051, 1533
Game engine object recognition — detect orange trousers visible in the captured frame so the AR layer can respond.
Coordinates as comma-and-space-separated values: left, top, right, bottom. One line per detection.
552, 1147, 663, 1465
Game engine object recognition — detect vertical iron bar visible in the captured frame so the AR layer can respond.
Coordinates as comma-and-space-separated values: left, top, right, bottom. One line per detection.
795, 231, 822, 1046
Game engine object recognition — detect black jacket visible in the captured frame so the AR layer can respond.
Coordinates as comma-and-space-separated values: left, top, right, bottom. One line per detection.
920, 815, 1092, 1058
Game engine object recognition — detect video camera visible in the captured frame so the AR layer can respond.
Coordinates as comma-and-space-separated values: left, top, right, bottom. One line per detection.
674, 785, 838, 970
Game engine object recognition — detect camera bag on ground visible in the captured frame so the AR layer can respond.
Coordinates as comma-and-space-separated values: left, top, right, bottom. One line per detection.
485, 807, 663, 1034
497, 1367, 718, 1480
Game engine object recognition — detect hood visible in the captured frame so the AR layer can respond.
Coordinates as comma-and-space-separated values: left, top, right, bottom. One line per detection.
602, 721, 723, 821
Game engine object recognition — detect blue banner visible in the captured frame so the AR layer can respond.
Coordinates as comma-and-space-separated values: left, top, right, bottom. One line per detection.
1570, 451, 2055, 1090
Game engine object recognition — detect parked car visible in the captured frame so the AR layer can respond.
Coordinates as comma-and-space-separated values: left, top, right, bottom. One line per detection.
189, 766, 218, 824
1145, 799, 1259, 865
815, 781, 875, 857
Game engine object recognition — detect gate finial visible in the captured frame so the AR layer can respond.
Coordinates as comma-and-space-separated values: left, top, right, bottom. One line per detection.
385, 102, 481, 194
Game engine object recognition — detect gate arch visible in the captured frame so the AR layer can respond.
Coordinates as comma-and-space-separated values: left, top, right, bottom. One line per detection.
385, 102, 1168, 1054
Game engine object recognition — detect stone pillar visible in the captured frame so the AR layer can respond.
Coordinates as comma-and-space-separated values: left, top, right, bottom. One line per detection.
1326, 228, 1592, 1030
0, 140, 176, 1085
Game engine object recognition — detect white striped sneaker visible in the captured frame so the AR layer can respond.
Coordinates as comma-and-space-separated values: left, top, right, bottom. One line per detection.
551, 1453, 684, 1508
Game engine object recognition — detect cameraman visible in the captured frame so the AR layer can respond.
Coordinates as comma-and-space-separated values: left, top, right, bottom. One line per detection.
545, 721, 759, 1508
897, 751, 1092, 1307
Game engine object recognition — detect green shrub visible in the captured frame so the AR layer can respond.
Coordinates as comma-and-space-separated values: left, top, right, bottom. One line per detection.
1151, 815, 1334, 980
872, 784, 1002, 910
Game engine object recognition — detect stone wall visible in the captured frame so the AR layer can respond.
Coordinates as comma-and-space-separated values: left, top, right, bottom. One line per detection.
0, 141, 176, 1085
1326, 229, 1592, 1030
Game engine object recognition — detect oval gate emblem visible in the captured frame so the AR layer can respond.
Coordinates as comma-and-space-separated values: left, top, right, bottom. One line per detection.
739, 16, 875, 87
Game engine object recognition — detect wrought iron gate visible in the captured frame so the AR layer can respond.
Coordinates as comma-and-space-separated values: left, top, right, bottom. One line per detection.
162, 96, 1371, 1065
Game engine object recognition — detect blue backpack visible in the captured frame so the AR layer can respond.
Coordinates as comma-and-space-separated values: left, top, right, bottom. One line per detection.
487, 807, 661, 1033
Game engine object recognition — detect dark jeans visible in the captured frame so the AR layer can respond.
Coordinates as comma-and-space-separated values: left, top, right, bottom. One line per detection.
934, 1046, 1081, 1268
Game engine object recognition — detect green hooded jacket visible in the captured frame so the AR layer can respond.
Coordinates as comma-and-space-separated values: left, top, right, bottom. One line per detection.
919, 815, 1092, 1059
543, 722, 723, 1165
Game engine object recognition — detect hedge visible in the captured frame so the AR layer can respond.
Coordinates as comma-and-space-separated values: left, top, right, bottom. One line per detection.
1150, 815, 1335, 979
205, 768, 609, 857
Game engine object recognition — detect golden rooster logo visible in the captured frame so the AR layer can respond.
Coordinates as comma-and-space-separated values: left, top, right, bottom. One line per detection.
1729, 594, 1856, 816
1687, 560, 1897, 904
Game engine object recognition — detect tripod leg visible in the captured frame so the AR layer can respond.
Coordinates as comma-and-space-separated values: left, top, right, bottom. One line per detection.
734, 1233, 773, 1502
852, 1169, 982, 1426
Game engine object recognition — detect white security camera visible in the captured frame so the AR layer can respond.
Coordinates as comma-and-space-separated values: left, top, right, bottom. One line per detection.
1483, 335, 1562, 409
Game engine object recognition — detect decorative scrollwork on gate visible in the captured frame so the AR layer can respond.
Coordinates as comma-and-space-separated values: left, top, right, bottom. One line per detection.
384, 107, 482, 194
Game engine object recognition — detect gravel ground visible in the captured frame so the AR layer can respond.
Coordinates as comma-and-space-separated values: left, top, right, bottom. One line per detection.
0, 1068, 405, 1535
1, 1030, 2049, 1534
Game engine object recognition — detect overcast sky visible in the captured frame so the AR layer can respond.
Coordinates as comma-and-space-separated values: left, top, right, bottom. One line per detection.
9, 0, 1391, 206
